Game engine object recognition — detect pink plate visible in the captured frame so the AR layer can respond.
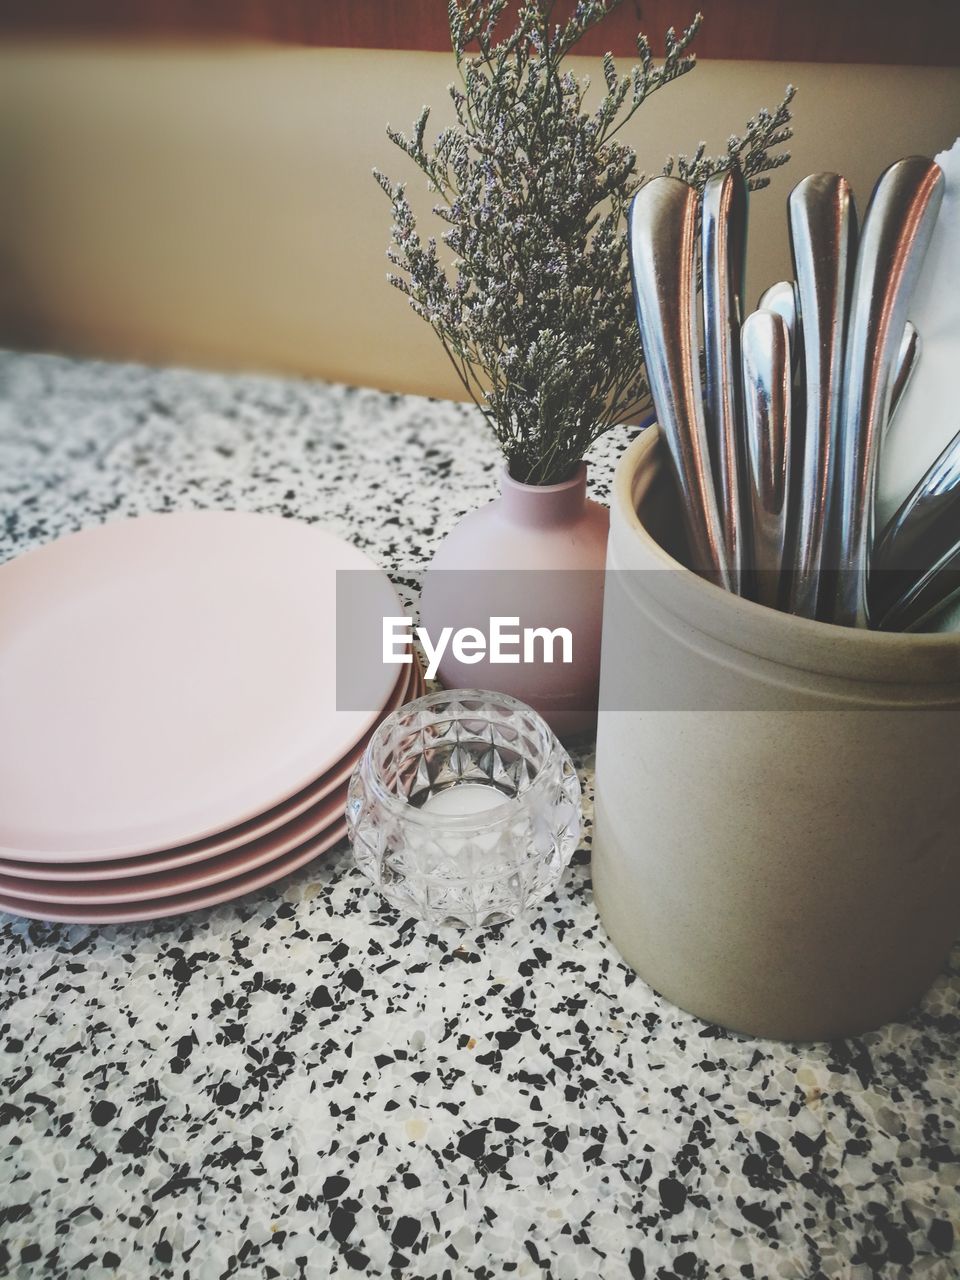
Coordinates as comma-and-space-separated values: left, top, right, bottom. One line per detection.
0, 778, 350, 904
0, 511, 401, 861
0, 658, 423, 874
0, 818, 349, 924
0, 779, 346, 891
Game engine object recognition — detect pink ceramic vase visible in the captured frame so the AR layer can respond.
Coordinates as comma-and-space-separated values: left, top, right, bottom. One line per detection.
418, 463, 609, 738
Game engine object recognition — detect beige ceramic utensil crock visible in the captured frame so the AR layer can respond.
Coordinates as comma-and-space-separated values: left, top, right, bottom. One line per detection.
593, 426, 960, 1041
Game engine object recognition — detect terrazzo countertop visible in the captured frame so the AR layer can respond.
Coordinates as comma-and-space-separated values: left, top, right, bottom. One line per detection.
1, 350, 959, 1280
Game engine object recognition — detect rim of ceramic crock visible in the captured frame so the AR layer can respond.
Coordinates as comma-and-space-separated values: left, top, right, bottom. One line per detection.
614, 425, 960, 659
360, 687, 564, 828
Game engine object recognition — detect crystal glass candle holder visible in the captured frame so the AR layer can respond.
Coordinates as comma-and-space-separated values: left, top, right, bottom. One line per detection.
346, 689, 582, 928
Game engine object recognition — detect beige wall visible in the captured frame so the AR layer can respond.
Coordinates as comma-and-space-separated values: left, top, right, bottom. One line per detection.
1, 41, 958, 399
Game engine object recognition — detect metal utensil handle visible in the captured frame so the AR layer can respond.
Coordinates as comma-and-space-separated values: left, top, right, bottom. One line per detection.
876, 539, 960, 633
870, 424, 960, 622
875, 424, 960, 569
702, 168, 749, 593
742, 308, 792, 610
887, 322, 920, 431
785, 173, 858, 621
628, 177, 731, 588
830, 156, 944, 628
757, 280, 802, 375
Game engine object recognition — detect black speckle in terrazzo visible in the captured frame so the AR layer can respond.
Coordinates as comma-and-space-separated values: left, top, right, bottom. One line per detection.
2, 350, 960, 1279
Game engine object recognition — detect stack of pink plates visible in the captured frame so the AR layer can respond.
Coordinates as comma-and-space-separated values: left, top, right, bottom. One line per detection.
0, 510, 421, 923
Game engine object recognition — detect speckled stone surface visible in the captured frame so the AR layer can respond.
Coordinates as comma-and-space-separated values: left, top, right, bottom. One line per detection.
1, 350, 959, 1280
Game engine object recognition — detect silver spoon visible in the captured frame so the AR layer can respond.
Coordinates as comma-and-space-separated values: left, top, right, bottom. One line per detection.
830, 156, 944, 629
628, 177, 731, 588
742, 309, 792, 610
702, 167, 749, 593
784, 173, 858, 621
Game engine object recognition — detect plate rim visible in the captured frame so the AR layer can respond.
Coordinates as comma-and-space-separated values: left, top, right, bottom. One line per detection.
0, 781, 350, 905
0, 817, 350, 925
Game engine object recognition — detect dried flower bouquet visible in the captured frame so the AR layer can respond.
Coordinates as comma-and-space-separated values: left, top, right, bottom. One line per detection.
377, 1, 794, 485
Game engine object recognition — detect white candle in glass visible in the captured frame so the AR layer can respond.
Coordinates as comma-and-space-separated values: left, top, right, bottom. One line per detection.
421, 784, 506, 816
